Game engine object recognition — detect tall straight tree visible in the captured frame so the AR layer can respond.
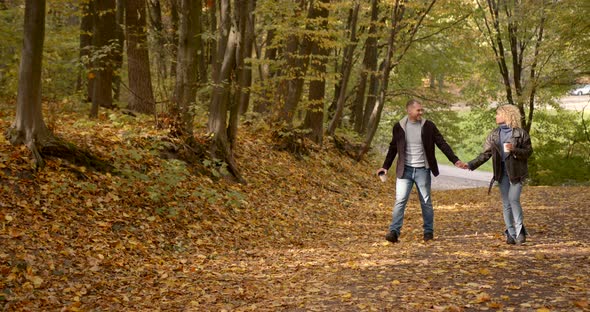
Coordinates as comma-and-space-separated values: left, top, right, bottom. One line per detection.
168, 0, 179, 78
89, 0, 117, 118
277, 0, 311, 126
303, 0, 330, 144
327, 1, 359, 136
112, 0, 125, 101
236, 0, 255, 115
148, 0, 167, 79
76, 0, 94, 100
6, 0, 50, 167
352, 0, 378, 134
173, 0, 199, 138
126, 0, 156, 114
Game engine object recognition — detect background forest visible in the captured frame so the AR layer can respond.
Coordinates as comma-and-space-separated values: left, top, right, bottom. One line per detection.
1, 0, 589, 184
1, 1, 590, 310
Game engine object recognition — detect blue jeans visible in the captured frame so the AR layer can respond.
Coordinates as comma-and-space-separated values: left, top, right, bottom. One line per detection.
389, 166, 433, 235
498, 166, 525, 238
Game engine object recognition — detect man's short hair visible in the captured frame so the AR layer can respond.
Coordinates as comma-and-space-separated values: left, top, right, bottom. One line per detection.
406, 99, 421, 108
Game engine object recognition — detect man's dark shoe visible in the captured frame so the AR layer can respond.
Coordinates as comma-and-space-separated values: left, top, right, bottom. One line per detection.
515, 233, 526, 245
423, 232, 434, 242
506, 235, 516, 245
385, 231, 398, 243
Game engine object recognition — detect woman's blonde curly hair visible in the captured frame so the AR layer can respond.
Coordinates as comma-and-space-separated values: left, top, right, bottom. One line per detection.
497, 104, 522, 128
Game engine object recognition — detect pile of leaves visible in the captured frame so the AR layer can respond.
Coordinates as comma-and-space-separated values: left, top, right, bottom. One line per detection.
1, 104, 589, 311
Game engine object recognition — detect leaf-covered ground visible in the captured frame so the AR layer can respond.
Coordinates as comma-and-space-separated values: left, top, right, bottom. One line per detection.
1, 105, 589, 311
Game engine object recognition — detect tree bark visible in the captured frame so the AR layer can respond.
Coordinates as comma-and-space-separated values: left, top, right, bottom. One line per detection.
76, 0, 94, 100
112, 0, 125, 101
148, 0, 167, 79
327, 1, 359, 136
6, 0, 52, 168
208, 0, 245, 183
253, 28, 276, 114
168, 0, 179, 78
126, 0, 156, 114
277, 1, 310, 126
303, 0, 330, 145
89, 0, 117, 118
353, 0, 378, 134
236, 0, 255, 115
173, 0, 199, 136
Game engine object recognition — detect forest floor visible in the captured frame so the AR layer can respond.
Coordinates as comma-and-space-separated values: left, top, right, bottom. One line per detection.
0, 105, 589, 311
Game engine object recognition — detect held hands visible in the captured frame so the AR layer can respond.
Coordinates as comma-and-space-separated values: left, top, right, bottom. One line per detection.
455, 160, 469, 170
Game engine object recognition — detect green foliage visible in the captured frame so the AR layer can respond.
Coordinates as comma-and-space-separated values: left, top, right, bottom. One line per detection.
528, 109, 590, 185
0, 7, 23, 98
42, 23, 80, 99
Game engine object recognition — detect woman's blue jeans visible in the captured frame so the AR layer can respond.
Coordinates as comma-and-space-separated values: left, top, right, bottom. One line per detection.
389, 166, 433, 236
498, 168, 525, 238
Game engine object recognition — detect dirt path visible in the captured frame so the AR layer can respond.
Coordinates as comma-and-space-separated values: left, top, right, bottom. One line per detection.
183, 187, 589, 311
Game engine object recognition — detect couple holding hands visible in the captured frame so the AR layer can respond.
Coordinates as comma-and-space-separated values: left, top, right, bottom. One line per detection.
376, 100, 532, 245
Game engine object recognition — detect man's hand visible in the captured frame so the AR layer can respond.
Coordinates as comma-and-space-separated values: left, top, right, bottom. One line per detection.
376, 168, 387, 176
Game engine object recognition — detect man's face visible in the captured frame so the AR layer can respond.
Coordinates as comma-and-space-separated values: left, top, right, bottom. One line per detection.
407, 103, 424, 121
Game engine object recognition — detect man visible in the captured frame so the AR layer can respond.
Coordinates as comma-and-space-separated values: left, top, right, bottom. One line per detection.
376, 99, 466, 243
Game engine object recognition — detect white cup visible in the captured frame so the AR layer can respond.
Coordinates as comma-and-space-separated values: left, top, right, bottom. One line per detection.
503, 143, 510, 153
378, 173, 387, 182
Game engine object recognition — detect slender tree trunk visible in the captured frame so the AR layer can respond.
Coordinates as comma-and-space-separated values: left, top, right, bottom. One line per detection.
76, 0, 94, 100
168, 0, 179, 78
236, 0, 255, 115
148, 0, 167, 79
327, 1, 359, 136
253, 28, 276, 114
112, 0, 125, 101
6, 0, 52, 168
353, 0, 378, 134
525, 14, 545, 133
89, 0, 117, 118
126, 0, 156, 114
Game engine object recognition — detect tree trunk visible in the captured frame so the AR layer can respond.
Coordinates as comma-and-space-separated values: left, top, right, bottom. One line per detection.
126, 0, 156, 114
6, 0, 51, 168
112, 0, 125, 101
253, 28, 276, 114
303, 0, 330, 145
353, 0, 378, 134
76, 0, 94, 100
148, 0, 167, 79
89, 0, 117, 118
277, 1, 310, 126
327, 2, 359, 136
173, 0, 199, 136
208, 0, 245, 183
236, 0, 255, 115
168, 0, 179, 78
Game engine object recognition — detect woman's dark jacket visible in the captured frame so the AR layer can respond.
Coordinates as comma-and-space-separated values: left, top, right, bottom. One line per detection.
468, 127, 533, 183
382, 117, 459, 178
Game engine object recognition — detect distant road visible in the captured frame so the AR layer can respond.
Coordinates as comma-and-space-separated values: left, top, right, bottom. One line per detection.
432, 164, 492, 190
559, 95, 590, 111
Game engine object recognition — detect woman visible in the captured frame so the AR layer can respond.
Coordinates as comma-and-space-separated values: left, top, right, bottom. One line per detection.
467, 105, 533, 245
